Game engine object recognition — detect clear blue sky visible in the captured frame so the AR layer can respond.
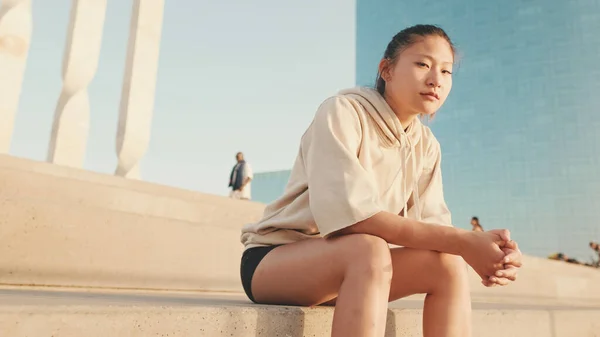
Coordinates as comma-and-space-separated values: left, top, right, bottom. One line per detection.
10, 0, 356, 196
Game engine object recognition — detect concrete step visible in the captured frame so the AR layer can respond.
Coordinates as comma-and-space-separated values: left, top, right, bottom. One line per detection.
1, 287, 599, 337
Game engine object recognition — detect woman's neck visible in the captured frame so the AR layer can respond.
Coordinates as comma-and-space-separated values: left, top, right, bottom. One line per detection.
383, 93, 415, 130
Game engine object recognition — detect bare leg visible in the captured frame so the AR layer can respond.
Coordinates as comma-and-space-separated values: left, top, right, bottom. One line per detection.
332, 238, 392, 337
387, 248, 472, 337
318, 248, 472, 337
250, 237, 471, 337
251, 234, 392, 337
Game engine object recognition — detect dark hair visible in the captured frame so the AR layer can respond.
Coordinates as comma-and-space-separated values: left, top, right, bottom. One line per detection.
375, 24, 456, 96
471, 216, 479, 221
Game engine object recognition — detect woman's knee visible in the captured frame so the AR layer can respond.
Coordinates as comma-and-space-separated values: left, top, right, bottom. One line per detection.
336, 234, 393, 281
427, 252, 469, 293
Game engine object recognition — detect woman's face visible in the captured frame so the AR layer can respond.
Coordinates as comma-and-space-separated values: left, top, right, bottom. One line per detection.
381, 35, 454, 118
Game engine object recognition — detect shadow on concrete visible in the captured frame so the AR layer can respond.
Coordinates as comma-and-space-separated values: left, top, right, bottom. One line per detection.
254, 305, 305, 337
384, 309, 397, 337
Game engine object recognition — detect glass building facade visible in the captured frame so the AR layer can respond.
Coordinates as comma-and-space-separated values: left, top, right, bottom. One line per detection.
254, 0, 600, 261
252, 170, 292, 205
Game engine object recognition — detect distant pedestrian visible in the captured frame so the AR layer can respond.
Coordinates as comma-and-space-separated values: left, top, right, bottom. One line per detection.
228, 152, 253, 200
590, 241, 600, 267
471, 216, 484, 232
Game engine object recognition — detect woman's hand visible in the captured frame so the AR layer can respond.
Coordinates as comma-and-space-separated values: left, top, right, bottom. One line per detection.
482, 239, 523, 287
459, 229, 509, 284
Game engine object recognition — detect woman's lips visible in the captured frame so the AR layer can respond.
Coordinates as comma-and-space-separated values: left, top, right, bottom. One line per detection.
420, 92, 439, 100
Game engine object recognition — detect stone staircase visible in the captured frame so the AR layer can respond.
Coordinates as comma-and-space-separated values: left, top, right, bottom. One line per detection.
1, 154, 600, 336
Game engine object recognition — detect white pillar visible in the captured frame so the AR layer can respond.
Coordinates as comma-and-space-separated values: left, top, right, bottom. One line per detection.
47, 0, 107, 167
0, 0, 32, 154
115, 0, 165, 179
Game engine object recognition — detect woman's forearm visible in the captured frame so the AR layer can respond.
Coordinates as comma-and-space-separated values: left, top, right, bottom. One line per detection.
334, 211, 468, 255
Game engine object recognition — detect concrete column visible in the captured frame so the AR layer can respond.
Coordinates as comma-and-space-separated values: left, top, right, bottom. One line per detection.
47, 0, 107, 167
0, 0, 32, 153
115, 0, 165, 179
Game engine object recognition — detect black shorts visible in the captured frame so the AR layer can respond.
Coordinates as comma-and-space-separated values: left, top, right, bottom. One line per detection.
240, 245, 281, 303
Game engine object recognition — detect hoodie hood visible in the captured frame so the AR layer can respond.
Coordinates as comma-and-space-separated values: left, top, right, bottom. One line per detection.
338, 86, 424, 220
338, 86, 422, 149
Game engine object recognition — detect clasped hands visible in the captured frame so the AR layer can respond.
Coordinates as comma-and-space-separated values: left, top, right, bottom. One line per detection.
461, 229, 523, 287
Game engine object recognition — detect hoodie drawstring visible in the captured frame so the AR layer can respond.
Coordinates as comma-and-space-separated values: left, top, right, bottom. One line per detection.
400, 132, 421, 221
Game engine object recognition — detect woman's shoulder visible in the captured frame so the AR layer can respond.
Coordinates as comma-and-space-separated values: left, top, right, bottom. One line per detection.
297, 90, 368, 147
317, 89, 364, 110
314, 86, 388, 125
312, 91, 366, 125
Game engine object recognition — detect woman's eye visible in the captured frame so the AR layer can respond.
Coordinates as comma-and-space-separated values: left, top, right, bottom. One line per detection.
416, 62, 429, 68
443, 70, 453, 74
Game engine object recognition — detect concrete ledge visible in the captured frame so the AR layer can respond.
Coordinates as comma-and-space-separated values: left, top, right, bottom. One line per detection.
0, 154, 266, 227
0, 196, 243, 292
1, 288, 600, 337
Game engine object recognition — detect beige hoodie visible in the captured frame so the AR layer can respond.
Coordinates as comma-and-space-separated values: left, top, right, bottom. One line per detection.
241, 87, 452, 249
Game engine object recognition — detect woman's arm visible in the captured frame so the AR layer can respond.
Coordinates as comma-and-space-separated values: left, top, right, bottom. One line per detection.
302, 96, 382, 237
334, 211, 511, 283
337, 211, 466, 254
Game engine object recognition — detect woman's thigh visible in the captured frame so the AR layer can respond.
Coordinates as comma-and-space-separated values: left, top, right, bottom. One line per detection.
250, 233, 390, 306
251, 237, 468, 306
320, 247, 469, 306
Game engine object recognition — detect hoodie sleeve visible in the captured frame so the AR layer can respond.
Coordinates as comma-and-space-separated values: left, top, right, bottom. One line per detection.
413, 139, 453, 227
301, 96, 381, 237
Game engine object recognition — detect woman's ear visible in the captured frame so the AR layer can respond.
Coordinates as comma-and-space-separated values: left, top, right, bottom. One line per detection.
378, 58, 390, 82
